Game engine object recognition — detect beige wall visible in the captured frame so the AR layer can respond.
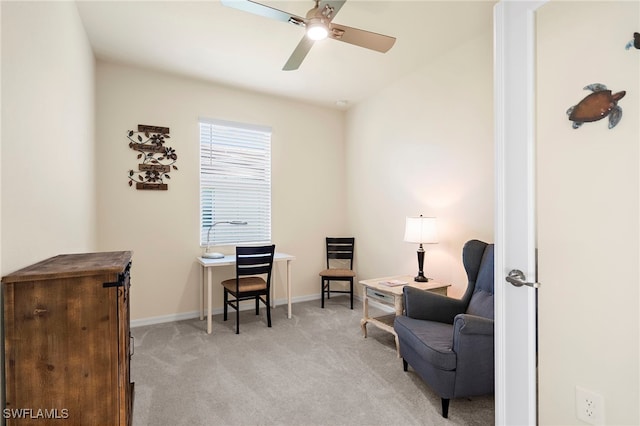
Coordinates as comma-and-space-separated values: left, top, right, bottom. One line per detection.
95, 62, 346, 321
1, 2, 96, 408
537, 1, 639, 424
345, 30, 494, 298
1, 1, 494, 324
3, 0, 639, 422
1, 2, 96, 274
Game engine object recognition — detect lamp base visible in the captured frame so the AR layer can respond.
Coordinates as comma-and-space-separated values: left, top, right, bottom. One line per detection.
414, 247, 429, 282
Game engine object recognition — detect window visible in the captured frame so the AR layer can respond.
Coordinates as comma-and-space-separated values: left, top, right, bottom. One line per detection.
199, 118, 271, 247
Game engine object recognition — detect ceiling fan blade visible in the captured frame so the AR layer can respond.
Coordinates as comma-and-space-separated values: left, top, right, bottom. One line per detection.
329, 23, 396, 53
220, 0, 305, 25
283, 36, 315, 71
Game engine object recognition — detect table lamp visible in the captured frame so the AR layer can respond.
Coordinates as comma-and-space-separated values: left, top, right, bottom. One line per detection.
203, 221, 248, 259
404, 215, 438, 282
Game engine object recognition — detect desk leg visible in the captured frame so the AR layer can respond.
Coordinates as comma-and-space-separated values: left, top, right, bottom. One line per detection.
199, 265, 204, 321
270, 264, 277, 310
207, 267, 213, 334
269, 268, 278, 309
286, 260, 292, 319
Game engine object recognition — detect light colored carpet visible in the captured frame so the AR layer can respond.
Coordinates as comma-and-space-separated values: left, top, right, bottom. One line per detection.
131, 298, 494, 425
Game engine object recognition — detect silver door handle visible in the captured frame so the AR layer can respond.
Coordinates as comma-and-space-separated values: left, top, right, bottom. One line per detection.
506, 269, 540, 288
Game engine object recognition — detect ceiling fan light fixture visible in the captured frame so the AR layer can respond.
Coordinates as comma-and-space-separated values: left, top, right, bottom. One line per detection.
221, 0, 397, 71
306, 20, 328, 41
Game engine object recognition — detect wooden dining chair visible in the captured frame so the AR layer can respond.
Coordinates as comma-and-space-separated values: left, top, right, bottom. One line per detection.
319, 237, 356, 309
221, 245, 276, 334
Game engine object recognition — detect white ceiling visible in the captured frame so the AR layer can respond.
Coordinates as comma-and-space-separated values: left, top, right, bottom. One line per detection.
76, 0, 495, 109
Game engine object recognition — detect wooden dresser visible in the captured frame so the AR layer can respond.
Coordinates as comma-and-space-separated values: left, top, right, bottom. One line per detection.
2, 251, 134, 425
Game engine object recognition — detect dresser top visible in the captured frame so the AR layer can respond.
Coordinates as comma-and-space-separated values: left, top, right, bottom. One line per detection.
2, 251, 132, 283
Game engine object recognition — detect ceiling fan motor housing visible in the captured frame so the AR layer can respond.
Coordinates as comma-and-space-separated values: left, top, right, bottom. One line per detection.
306, 2, 334, 20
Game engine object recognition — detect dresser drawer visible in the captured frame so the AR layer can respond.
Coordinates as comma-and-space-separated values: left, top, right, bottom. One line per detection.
366, 287, 395, 304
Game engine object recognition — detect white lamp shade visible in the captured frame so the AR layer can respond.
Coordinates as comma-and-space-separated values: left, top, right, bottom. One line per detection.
404, 216, 438, 244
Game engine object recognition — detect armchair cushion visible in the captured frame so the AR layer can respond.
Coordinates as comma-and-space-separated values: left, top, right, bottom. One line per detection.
465, 243, 494, 318
465, 289, 493, 318
394, 316, 456, 371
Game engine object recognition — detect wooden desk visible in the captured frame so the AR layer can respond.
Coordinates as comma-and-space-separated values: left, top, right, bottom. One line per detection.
359, 275, 450, 356
197, 252, 295, 334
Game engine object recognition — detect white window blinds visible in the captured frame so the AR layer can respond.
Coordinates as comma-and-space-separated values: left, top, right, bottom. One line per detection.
199, 118, 272, 246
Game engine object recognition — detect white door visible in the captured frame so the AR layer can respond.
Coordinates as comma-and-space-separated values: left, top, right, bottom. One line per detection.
494, 1, 547, 424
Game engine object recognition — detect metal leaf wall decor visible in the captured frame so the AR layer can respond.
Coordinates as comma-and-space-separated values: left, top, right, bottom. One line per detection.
126, 125, 179, 190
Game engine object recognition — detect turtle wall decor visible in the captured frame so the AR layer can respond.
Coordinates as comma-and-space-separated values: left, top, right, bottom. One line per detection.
625, 32, 640, 50
566, 84, 626, 129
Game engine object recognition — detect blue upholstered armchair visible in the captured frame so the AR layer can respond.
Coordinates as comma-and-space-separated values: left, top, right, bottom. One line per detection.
394, 239, 494, 418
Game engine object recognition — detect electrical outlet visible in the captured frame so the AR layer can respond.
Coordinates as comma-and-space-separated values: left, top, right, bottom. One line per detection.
576, 386, 605, 425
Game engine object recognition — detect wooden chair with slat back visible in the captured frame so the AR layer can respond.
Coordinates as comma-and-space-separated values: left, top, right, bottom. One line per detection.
319, 237, 356, 309
220, 245, 276, 334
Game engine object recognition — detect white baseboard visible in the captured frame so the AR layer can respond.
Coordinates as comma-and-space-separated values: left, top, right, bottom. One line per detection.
131, 293, 326, 328
131, 310, 201, 328
131, 293, 394, 328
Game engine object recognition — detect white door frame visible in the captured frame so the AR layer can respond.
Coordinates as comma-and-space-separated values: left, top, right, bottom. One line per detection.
494, 1, 547, 424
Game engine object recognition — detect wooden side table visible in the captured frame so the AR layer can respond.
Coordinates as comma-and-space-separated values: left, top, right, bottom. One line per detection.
359, 275, 450, 356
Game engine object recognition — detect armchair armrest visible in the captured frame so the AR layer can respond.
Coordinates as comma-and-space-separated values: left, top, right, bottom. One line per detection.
451, 314, 495, 396
453, 313, 494, 336
452, 314, 495, 395
453, 314, 494, 364
403, 286, 467, 324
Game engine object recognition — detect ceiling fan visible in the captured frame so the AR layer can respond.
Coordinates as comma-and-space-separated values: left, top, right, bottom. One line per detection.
220, 0, 396, 71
